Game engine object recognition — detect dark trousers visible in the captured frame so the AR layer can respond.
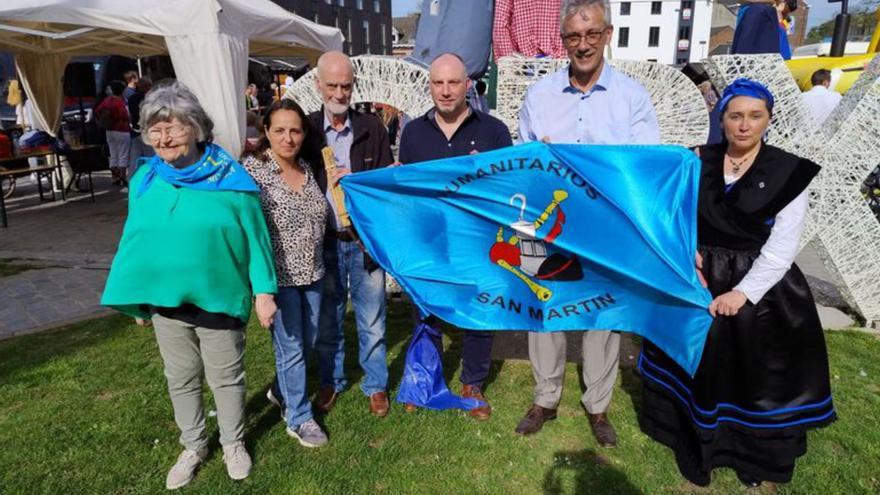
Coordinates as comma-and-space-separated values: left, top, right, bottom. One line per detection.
424, 316, 493, 387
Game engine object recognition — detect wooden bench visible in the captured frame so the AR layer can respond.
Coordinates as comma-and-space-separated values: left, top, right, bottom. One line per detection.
0, 150, 65, 228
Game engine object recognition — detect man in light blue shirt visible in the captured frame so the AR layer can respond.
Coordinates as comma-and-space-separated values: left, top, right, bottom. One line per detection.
323, 112, 353, 232
513, 0, 660, 448
517, 50, 658, 143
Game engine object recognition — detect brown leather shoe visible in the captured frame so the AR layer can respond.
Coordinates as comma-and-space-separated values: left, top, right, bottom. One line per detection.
588, 412, 618, 448
314, 387, 338, 413
514, 404, 557, 435
461, 384, 492, 420
369, 391, 390, 417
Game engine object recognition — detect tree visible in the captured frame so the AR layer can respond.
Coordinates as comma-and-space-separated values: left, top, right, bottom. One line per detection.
806, 7, 878, 44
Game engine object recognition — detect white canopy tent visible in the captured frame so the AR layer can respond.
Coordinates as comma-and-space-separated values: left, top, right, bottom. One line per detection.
0, 0, 343, 156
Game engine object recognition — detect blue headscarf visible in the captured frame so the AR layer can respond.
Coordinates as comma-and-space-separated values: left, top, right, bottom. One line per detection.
137, 143, 259, 197
717, 78, 775, 117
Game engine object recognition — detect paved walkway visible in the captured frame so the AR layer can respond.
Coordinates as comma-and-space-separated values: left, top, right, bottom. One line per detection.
0, 173, 125, 339
0, 171, 870, 341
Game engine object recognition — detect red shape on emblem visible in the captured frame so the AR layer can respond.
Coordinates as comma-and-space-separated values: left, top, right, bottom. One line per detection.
489, 242, 521, 266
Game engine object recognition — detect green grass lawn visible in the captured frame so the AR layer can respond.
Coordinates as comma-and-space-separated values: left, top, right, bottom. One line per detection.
1, 301, 878, 494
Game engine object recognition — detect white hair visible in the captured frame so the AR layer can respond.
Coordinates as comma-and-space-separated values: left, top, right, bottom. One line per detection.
138, 80, 213, 145
560, 0, 612, 31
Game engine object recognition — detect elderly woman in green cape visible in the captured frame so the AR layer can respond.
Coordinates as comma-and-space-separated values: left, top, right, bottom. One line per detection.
101, 81, 277, 490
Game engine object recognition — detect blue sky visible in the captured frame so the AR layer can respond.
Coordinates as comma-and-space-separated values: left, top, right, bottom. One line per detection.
391, 0, 864, 33
391, 0, 421, 16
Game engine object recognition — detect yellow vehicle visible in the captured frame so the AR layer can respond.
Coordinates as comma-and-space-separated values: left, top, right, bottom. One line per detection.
786, 8, 880, 93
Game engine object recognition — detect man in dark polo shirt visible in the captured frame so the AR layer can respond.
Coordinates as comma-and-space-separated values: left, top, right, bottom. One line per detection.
398, 52, 512, 420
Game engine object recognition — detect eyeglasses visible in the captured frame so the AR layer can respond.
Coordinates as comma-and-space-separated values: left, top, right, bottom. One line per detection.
562, 28, 608, 47
146, 124, 190, 140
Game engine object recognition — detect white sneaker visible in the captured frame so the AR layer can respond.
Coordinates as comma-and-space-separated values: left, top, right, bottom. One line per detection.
165, 447, 207, 490
222, 441, 252, 481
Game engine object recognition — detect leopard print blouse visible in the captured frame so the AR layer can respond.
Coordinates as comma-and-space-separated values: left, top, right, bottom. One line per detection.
243, 151, 328, 287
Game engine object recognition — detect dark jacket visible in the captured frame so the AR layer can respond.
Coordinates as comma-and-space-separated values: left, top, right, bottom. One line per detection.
307, 108, 394, 194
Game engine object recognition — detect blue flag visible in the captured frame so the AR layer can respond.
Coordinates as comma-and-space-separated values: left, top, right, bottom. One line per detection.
341, 142, 713, 376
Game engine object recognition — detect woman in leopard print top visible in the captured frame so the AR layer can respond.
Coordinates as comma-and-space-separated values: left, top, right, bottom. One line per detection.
242, 99, 332, 446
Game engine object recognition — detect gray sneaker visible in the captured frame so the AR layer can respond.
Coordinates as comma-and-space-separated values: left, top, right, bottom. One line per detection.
165, 447, 208, 490
221, 441, 252, 481
286, 418, 328, 448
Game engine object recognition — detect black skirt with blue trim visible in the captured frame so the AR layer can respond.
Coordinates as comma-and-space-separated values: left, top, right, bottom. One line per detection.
638, 245, 836, 486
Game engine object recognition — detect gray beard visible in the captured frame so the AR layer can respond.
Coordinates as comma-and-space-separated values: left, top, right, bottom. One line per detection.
325, 101, 349, 116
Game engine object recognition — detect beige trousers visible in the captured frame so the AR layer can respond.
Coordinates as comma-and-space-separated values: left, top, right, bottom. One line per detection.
528, 330, 620, 413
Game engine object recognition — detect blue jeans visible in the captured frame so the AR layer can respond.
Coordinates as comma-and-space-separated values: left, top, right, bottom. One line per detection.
317, 239, 388, 396
271, 280, 324, 427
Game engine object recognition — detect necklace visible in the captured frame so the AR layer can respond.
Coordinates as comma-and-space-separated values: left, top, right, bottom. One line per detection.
727, 151, 756, 175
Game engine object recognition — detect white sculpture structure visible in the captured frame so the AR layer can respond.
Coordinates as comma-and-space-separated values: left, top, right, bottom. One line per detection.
705, 54, 880, 325
283, 55, 433, 117
494, 56, 710, 147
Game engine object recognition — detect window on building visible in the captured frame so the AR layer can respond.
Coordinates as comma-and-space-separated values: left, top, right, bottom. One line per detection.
681, 0, 693, 9
648, 26, 660, 46
676, 57, 688, 65
347, 18, 352, 41
374, 0, 381, 12
325, 0, 331, 4
357, 0, 363, 8
338, 0, 345, 6
363, 19, 370, 53
620, 2, 631, 15
678, 26, 690, 40
381, 23, 387, 52
651, 1, 662, 14
618, 27, 629, 47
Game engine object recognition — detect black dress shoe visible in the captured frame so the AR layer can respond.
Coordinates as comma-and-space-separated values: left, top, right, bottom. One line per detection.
515, 404, 557, 435
736, 472, 762, 488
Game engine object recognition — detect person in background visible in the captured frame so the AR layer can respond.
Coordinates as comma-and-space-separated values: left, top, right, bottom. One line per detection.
127, 78, 154, 177
245, 111, 260, 138
123, 70, 139, 103
471, 79, 491, 114
493, 0, 567, 58
95, 81, 131, 188
243, 99, 332, 448
638, 78, 835, 488
731, 0, 797, 60
245, 83, 260, 112
101, 81, 277, 490
801, 69, 842, 126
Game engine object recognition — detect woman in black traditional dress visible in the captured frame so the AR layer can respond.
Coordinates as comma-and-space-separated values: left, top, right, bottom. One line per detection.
638, 78, 835, 488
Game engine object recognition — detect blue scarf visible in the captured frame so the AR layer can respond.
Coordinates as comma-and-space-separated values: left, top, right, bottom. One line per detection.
137, 143, 259, 197
718, 78, 775, 116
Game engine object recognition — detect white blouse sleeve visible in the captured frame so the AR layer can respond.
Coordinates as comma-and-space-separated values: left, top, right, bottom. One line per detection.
733, 189, 809, 304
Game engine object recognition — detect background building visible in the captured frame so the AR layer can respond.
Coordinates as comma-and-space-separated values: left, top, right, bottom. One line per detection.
391, 13, 419, 57
609, 0, 714, 65
272, 0, 393, 55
